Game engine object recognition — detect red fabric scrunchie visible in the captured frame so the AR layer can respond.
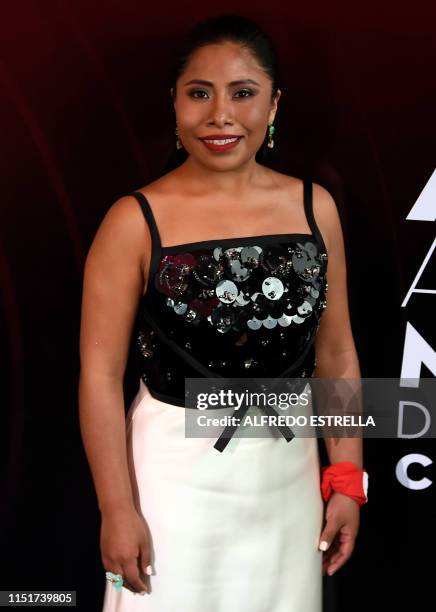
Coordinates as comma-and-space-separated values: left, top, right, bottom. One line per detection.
321, 461, 368, 506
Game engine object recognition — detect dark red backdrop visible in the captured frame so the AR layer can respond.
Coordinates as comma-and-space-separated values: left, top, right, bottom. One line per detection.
1, 1, 435, 610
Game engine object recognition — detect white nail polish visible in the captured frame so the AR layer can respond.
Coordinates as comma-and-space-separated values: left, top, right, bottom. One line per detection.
145, 565, 153, 575
319, 540, 329, 551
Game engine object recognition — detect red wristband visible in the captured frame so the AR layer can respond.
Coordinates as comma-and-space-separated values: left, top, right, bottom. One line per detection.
321, 461, 368, 506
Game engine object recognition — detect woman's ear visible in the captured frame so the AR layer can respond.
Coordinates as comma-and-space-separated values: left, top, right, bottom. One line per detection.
170, 87, 176, 109
269, 89, 282, 124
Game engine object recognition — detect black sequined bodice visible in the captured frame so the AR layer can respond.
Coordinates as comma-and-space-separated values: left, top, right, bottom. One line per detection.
129, 179, 329, 407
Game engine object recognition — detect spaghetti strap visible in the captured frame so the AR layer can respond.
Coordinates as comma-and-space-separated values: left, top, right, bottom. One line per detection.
128, 191, 163, 292
303, 178, 328, 254
128, 191, 162, 248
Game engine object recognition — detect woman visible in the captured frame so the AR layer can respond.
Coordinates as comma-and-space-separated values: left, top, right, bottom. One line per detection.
79, 13, 367, 612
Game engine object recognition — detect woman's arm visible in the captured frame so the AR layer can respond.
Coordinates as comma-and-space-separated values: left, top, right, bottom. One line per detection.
312, 183, 362, 468
311, 183, 363, 577
79, 195, 151, 515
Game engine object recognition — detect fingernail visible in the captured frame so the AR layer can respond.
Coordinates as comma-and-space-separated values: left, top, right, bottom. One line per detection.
145, 565, 153, 575
319, 541, 329, 551
328, 567, 335, 575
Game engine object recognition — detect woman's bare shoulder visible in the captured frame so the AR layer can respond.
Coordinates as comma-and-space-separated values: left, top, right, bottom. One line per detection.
89, 193, 150, 280
101, 171, 180, 239
263, 168, 340, 254
91, 177, 176, 284
311, 182, 341, 256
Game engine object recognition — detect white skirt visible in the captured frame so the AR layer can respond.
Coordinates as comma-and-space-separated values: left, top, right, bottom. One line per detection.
102, 378, 324, 612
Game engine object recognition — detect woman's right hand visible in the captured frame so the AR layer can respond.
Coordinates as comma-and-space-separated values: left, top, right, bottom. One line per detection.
100, 507, 152, 594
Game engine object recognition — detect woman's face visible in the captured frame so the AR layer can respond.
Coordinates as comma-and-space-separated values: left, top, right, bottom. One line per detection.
172, 41, 281, 171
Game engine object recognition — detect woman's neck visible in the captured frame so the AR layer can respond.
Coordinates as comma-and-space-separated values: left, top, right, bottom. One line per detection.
173, 156, 268, 196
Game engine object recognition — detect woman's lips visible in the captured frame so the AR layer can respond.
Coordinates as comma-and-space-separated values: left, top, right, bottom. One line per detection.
199, 136, 243, 152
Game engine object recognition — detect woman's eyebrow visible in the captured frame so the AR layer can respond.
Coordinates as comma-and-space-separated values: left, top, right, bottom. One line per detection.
183, 78, 261, 87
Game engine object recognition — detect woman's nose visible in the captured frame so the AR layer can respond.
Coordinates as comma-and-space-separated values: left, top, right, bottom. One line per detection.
208, 94, 234, 125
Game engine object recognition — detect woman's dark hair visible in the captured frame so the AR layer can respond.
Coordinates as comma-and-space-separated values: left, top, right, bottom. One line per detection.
170, 13, 280, 102
152, 13, 281, 178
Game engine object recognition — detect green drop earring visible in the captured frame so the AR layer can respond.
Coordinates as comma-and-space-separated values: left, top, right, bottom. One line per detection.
267, 124, 275, 149
175, 126, 183, 150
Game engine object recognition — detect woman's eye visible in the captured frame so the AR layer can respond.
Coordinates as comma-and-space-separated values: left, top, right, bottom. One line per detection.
234, 89, 254, 98
189, 90, 209, 99
187, 89, 255, 99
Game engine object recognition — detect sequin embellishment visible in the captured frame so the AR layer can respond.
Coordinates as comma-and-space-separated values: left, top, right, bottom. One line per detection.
154, 241, 328, 334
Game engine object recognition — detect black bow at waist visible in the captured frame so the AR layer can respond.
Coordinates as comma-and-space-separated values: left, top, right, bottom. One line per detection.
212, 400, 296, 452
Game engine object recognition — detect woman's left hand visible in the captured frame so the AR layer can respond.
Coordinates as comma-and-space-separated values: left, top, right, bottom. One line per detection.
318, 491, 360, 576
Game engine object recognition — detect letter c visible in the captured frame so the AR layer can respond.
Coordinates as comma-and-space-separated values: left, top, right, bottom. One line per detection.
395, 454, 432, 490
